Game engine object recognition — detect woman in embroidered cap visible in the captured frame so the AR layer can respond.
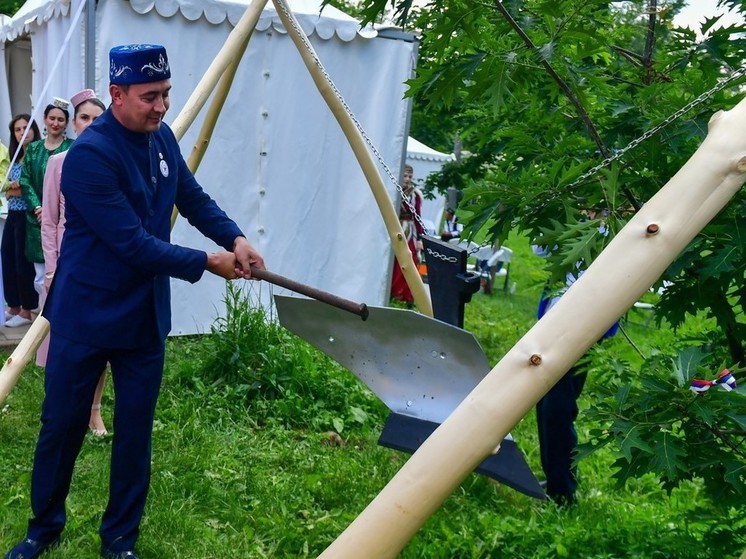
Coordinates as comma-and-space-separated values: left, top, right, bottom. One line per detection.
37, 89, 108, 436
19, 99, 73, 299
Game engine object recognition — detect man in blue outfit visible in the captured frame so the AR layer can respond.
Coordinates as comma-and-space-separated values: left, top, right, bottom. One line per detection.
535, 286, 618, 505
533, 214, 618, 506
5, 44, 265, 559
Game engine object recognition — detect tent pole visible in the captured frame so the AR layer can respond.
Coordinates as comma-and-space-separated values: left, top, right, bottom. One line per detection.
318, 100, 746, 558
272, 0, 433, 317
84, 0, 95, 89
0, 0, 268, 407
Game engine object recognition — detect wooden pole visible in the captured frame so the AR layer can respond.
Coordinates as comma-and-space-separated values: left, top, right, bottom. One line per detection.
0, 318, 50, 404
250, 267, 369, 320
271, 0, 433, 317
319, 99, 746, 558
0, 0, 268, 407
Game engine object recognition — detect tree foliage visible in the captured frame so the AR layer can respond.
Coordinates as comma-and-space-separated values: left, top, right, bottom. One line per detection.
580, 344, 746, 506
350, 0, 746, 516
0, 0, 22, 16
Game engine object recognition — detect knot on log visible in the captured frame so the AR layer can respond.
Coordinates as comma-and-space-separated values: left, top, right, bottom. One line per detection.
529, 354, 542, 366
646, 223, 660, 236
737, 156, 746, 172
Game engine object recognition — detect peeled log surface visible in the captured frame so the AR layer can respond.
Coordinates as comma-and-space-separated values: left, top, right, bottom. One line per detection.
0, 317, 50, 404
319, 99, 746, 558
271, 0, 433, 317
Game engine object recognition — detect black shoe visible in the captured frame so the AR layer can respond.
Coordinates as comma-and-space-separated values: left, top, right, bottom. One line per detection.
548, 492, 577, 507
100, 548, 139, 559
4, 536, 61, 559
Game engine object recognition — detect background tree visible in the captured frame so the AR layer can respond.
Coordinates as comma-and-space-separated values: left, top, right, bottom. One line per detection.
0, 0, 23, 16
352, 0, 746, 525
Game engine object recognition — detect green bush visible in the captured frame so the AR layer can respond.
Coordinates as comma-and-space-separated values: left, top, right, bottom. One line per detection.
169, 282, 387, 433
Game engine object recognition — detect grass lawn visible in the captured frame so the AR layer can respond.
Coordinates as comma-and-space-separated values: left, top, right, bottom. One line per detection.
0, 232, 744, 558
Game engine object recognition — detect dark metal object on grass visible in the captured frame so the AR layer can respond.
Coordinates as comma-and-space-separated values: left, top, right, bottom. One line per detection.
421, 236, 480, 329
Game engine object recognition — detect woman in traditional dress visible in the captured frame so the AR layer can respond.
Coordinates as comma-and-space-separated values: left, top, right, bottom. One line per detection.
20, 100, 73, 297
390, 164, 424, 306
39, 90, 108, 435
2, 115, 41, 327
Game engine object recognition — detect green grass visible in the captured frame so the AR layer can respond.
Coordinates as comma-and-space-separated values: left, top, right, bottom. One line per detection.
0, 233, 744, 558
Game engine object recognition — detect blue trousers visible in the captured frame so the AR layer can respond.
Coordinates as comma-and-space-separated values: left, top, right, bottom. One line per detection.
26, 335, 164, 551
536, 366, 586, 504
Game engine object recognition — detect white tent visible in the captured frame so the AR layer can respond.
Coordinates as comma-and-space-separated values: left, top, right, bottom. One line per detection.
405, 136, 454, 236
0, 0, 418, 334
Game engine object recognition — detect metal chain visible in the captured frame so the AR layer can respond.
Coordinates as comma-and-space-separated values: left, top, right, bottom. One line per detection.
565, 64, 746, 191
274, 0, 430, 235
425, 247, 459, 263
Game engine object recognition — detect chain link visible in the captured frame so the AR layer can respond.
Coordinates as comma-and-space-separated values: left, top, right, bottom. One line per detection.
564, 64, 746, 191
274, 0, 431, 234
425, 247, 459, 263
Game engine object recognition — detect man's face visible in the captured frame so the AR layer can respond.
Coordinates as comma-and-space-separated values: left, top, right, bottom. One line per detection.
110, 80, 171, 133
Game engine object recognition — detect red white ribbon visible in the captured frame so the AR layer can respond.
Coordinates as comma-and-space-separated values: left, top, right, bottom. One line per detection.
690, 369, 737, 394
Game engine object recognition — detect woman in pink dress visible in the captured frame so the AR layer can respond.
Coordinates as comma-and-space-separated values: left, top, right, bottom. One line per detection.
39, 89, 108, 435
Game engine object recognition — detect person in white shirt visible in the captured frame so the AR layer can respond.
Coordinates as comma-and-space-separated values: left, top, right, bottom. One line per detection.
440, 207, 462, 241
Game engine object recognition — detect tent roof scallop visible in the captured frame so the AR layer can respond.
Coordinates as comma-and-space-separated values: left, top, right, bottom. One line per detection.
407, 136, 455, 163
1, 0, 378, 42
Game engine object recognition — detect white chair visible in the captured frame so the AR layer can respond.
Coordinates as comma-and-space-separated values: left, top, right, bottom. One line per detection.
464, 244, 513, 294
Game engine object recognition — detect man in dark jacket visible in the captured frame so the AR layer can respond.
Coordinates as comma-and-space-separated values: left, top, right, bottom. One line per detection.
5, 44, 265, 559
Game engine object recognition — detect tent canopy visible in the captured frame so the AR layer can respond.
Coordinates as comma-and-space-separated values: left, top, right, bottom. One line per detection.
1, 0, 377, 41
407, 136, 454, 163
1, 0, 418, 335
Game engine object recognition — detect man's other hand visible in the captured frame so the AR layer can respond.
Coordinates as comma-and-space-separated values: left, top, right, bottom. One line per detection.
233, 237, 265, 279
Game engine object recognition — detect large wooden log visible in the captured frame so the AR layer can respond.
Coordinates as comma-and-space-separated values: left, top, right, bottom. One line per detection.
319, 99, 746, 558
172, 0, 265, 227
0, 318, 50, 404
272, 0, 433, 316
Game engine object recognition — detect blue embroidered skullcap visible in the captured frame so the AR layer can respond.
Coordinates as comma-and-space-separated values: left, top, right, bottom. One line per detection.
109, 44, 171, 85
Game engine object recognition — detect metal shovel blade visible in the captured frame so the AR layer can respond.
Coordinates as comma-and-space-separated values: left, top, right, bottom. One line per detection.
274, 295, 491, 425
274, 295, 545, 499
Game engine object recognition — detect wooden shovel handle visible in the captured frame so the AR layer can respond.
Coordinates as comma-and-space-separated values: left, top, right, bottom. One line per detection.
250, 267, 369, 321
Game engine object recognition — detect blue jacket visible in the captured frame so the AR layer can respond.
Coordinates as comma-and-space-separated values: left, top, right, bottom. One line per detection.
44, 109, 243, 349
